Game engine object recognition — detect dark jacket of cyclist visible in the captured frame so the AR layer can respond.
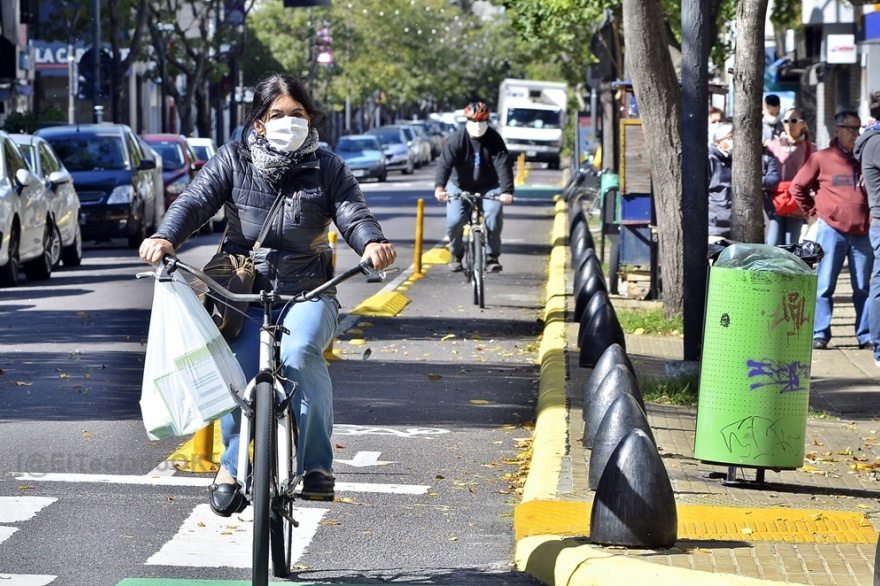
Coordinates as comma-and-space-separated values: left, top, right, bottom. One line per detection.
140, 73, 397, 515
434, 102, 514, 273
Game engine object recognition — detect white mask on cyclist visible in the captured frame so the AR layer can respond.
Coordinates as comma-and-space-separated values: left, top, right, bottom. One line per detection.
260, 116, 310, 152
466, 121, 489, 138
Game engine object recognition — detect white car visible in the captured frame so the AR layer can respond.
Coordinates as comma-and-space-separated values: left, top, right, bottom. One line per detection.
186, 136, 226, 232
0, 131, 53, 286
11, 133, 83, 268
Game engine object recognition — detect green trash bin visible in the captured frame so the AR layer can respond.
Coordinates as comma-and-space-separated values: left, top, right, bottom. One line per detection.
693, 243, 818, 470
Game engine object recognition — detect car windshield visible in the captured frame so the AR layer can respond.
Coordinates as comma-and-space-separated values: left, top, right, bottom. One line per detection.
338, 138, 379, 151
191, 145, 212, 161
368, 131, 400, 146
506, 108, 561, 129
148, 142, 186, 170
45, 136, 126, 171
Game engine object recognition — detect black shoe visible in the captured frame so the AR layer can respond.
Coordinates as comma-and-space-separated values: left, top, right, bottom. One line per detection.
449, 255, 464, 272
860, 341, 874, 350
812, 338, 828, 350
300, 470, 335, 501
487, 256, 502, 273
208, 482, 247, 517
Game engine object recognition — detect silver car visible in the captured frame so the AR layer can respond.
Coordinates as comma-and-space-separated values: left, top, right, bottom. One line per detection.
11, 133, 83, 268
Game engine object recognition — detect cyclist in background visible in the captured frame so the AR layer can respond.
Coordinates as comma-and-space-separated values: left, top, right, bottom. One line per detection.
139, 73, 396, 514
434, 102, 514, 273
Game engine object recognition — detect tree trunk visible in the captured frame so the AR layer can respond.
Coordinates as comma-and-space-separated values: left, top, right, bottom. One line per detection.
622, 0, 684, 317
730, 0, 768, 243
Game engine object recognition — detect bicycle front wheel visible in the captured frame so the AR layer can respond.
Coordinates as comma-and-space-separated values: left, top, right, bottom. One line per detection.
270, 403, 295, 578
252, 381, 274, 585
472, 235, 485, 308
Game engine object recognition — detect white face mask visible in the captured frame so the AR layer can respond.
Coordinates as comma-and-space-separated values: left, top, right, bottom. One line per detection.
764, 114, 779, 125
261, 116, 309, 152
466, 121, 488, 138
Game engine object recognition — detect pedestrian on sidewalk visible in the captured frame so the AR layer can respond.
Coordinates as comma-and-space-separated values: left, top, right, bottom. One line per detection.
854, 92, 880, 365
707, 122, 734, 241
790, 110, 872, 350
434, 102, 514, 273
765, 107, 814, 246
763, 93, 785, 145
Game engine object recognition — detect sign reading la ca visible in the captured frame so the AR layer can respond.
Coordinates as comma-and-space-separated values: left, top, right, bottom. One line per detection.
30, 41, 87, 68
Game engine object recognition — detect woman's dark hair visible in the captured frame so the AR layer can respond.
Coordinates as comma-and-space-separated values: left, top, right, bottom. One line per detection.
240, 73, 325, 139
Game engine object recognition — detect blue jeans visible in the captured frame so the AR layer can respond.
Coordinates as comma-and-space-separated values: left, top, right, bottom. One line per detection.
766, 215, 805, 246
813, 219, 872, 345
220, 295, 340, 479
445, 184, 504, 259
868, 222, 880, 358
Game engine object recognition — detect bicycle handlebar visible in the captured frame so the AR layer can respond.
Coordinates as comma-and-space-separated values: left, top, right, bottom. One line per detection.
142, 255, 382, 305
447, 191, 505, 202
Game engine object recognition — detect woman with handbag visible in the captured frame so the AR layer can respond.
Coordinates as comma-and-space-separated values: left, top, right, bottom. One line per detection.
765, 108, 814, 245
139, 73, 397, 515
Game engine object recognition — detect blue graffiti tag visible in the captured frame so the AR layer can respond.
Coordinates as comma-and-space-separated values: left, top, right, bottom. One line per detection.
746, 358, 810, 393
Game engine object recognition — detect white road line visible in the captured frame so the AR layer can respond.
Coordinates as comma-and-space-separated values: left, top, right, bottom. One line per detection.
0, 497, 57, 523
0, 575, 56, 585
0, 526, 17, 546
146, 504, 325, 569
13, 473, 429, 494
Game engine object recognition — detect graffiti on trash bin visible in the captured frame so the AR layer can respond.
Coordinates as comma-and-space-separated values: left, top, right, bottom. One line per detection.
720, 415, 801, 459
747, 358, 810, 394
764, 291, 811, 340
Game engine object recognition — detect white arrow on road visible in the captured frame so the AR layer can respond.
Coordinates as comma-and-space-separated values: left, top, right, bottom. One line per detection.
335, 451, 396, 468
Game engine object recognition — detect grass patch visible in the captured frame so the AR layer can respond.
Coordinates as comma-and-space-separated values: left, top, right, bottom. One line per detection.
617, 307, 684, 337
641, 372, 700, 406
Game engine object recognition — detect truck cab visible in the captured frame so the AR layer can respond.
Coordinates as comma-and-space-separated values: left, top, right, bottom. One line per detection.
498, 79, 568, 170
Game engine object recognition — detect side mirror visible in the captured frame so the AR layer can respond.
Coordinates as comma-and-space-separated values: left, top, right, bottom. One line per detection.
193, 160, 206, 171
139, 158, 157, 170
48, 170, 72, 186
14, 168, 34, 188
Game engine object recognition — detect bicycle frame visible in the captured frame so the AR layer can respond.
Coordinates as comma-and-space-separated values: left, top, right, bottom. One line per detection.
451, 191, 497, 308
153, 255, 381, 584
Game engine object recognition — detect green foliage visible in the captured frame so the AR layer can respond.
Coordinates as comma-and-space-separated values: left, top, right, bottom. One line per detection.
641, 372, 699, 406
617, 307, 683, 336
3, 111, 38, 134
770, 0, 801, 30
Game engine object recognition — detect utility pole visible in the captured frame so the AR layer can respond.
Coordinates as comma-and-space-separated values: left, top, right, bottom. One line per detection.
681, 0, 709, 362
92, 0, 102, 122
62, 2, 81, 124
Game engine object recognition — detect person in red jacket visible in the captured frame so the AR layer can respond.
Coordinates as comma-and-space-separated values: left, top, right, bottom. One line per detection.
789, 110, 872, 350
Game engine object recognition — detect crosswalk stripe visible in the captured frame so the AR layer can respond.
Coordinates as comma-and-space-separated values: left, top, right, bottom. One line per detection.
0, 497, 57, 523
0, 575, 56, 585
146, 504, 326, 569
0, 526, 17, 546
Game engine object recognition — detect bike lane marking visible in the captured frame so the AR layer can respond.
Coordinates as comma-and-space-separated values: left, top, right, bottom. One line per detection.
145, 504, 326, 569
0, 498, 59, 584
0, 575, 56, 585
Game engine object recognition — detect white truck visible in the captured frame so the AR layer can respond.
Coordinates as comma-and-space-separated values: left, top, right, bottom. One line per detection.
497, 78, 568, 169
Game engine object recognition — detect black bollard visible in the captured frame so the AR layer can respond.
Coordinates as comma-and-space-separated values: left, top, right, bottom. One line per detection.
578, 302, 626, 368
576, 288, 608, 334
574, 271, 606, 323
569, 207, 586, 235
573, 247, 600, 297
570, 222, 594, 267
590, 428, 677, 548
582, 363, 644, 448
588, 393, 655, 490
874, 534, 880, 585
581, 342, 636, 418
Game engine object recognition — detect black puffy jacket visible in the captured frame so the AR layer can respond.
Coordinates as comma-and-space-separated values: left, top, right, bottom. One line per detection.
152, 139, 387, 296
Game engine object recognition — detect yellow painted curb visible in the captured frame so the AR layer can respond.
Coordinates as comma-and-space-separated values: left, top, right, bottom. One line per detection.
515, 500, 877, 544
422, 248, 450, 265
515, 535, 800, 586
350, 291, 411, 317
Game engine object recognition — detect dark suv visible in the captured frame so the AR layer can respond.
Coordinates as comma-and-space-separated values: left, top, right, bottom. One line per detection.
35, 124, 156, 248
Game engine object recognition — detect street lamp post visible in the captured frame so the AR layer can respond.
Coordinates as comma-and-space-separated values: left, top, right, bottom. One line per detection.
153, 23, 174, 133
61, 3, 81, 124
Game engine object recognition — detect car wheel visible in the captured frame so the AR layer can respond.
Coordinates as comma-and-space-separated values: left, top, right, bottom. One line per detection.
403, 159, 413, 175
48, 222, 63, 268
0, 224, 21, 287
378, 169, 387, 182
23, 223, 53, 281
61, 222, 83, 267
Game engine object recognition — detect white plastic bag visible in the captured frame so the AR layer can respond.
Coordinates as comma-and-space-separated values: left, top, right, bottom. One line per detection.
140, 272, 246, 440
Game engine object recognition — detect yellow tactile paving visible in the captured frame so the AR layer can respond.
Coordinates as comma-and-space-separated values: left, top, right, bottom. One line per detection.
514, 500, 878, 544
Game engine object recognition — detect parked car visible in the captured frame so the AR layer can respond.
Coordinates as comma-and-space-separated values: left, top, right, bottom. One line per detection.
135, 135, 166, 232
185, 136, 226, 232
142, 133, 199, 212
333, 135, 387, 182
10, 133, 82, 268
0, 131, 53, 286
403, 122, 433, 164
365, 125, 415, 175
410, 120, 445, 159
35, 123, 156, 249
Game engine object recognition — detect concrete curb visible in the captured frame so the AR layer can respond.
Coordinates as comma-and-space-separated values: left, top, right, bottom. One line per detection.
513, 199, 804, 586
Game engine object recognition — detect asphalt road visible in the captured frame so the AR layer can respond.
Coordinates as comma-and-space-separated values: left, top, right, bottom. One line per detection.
0, 159, 560, 585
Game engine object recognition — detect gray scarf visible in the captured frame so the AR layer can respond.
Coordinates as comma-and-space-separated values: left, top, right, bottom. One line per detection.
247, 126, 320, 185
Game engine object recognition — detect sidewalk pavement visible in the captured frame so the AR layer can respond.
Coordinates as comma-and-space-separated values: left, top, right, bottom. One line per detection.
514, 200, 880, 586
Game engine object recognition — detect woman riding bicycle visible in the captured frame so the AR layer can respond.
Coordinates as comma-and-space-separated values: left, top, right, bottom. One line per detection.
434, 102, 514, 273
139, 72, 397, 515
